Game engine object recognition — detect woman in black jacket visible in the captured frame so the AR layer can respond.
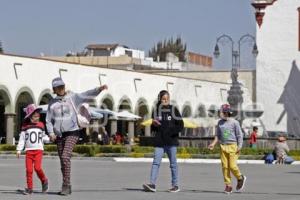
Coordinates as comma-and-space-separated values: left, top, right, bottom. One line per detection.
143, 90, 183, 193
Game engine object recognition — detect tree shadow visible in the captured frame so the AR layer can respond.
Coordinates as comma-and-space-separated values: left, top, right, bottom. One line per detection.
277, 60, 300, 137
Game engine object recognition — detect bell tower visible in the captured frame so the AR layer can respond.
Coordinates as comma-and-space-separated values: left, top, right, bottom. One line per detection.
252, 0, 277, 28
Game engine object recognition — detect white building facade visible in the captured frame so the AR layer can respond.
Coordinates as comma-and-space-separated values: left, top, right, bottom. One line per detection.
254, 0, 300, 136
0, 53, 253, 144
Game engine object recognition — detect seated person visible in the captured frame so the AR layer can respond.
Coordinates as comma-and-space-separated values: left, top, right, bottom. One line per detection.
274, 134, 290, 164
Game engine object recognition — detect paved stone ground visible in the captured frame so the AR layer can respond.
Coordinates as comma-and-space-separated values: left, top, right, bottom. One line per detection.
0, 158, 299, 200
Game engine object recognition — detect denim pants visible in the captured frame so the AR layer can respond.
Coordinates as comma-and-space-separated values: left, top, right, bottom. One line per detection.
150, 146, 178, 187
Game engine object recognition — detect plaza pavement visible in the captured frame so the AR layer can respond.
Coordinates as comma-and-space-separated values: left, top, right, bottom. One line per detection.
0, 157, 299, 200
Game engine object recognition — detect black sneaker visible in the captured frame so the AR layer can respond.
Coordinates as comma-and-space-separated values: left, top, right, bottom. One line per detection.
23, 188, 33, 195
236, 175, 247, 192
224, 185, 233, 194
143, 183, 156, 192
168, 186, 180, 193
42, 180, 49, 193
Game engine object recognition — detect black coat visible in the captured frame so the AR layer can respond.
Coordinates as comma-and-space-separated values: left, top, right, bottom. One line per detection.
151, 105, 184, 147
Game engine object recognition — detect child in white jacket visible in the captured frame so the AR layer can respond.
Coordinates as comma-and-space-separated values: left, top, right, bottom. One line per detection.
16, 104, 49, 195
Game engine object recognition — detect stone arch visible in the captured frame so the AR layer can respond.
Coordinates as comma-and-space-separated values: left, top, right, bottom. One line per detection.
38, 89, 54, 105
117, 96, 132, 112
135, 98, 150, 118
116, 96, 133, 138
100, 94, 115, 111
135, 98, 150, 136
14, 87, 35, 138
195, 103, 207, 118
0, 85, 13, 143
182, 102, 193, 118
208, 104, 219, 118
0, 85, 13, 112
98, 94, 115, 137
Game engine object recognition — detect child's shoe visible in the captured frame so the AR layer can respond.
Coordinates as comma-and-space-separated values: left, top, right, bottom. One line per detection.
42, 180, 49, 193
236, 175, 247, 192
23, 188, 33, 195
224, 185, 233, 194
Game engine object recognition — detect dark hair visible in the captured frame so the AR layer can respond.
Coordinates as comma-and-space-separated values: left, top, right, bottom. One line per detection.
253, 126, 258, 131
156, 90, 170, 113
156, 90, 170, 110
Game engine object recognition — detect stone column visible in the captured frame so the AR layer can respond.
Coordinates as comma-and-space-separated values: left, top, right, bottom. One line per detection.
90, 120, 99, 143
128, 121, 135, 145
145, 126, 151, 137
110, 119, 117, 136
5, 113, 16, 145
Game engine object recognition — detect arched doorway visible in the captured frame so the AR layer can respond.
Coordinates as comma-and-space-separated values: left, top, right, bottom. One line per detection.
39, 93, 53, 105
182, 104, 192, 118
15, 90, 34, 139
99, 95, 114, 139
182, 104, 193, 137
0, 88, 12, 144
117, 97, 132, 141
196, 104, 207, 118
38, 92, 53, 135
194, 104, 209, 137
135, 98, 149, 136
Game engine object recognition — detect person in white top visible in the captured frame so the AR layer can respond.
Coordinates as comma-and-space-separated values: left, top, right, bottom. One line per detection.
16, 104, 49, 195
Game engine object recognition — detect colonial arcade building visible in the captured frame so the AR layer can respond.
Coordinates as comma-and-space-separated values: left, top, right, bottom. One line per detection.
0, 53, 250, 144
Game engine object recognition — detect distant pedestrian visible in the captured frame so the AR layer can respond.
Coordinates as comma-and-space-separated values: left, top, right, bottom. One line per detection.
274, 134, 290, 164
208, 104, 246, 194
143, 90, 183, 193
16, 104, 49, 195
249, 126, 258, 149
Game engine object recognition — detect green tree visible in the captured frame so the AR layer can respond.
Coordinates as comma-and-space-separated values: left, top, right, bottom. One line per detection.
149, 36, 187, 62
0, 41, 3, 53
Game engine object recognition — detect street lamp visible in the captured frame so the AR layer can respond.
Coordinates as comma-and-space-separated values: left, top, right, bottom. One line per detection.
213, 34, 258, 69
213, 34, 258, 123
106, 47, 111, 68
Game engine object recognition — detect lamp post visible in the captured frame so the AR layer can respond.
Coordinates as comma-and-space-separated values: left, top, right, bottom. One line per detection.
106, 47, 110, 68
213, 34, 258, 123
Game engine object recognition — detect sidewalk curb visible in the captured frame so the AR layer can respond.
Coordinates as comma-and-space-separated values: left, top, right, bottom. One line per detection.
113, 157, 300, 165
1, 155, 299, 165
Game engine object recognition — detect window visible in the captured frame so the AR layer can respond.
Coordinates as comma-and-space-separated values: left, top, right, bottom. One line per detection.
125, 50, 133, 57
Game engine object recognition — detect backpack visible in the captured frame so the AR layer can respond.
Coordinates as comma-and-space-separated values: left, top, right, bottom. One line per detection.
265, 153, 274, 164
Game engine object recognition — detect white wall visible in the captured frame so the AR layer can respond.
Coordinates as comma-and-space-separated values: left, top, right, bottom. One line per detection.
112, 46, 145, 59
256, 0, 300, 135
0, 54, 252, 117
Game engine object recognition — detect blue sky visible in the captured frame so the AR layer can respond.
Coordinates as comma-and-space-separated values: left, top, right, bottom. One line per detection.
0, 0, 256, 69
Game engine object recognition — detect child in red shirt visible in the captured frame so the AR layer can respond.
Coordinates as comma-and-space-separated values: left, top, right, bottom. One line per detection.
16, 104, 49, 195
249, 127, 258, 149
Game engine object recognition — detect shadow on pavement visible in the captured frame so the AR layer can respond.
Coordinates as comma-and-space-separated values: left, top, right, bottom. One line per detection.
1, 188, 300, 196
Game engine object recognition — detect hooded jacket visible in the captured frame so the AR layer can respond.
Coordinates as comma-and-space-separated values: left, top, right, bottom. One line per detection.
151, 105, 183, 147
46, 87, 102, 136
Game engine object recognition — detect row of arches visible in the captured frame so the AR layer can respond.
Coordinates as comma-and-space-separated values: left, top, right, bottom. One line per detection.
0, 86, 218, 143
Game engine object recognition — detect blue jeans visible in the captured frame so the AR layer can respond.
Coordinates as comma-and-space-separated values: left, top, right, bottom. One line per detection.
150, 146, 178, 187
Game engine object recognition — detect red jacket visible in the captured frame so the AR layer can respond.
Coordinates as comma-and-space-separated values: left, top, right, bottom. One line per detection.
249, 132, 257, 144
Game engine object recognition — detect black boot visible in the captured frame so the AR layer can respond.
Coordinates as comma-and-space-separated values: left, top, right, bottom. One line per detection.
58, 185, 71, 196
